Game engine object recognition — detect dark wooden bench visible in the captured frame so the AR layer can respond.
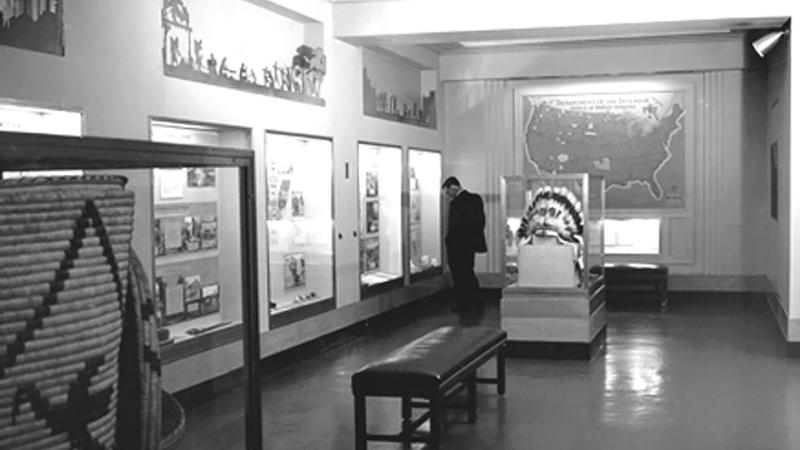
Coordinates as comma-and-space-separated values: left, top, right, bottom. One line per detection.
592, 263, 669, 306
351, 326, 507, 450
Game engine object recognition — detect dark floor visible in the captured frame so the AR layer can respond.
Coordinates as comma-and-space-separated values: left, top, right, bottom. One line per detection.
175, 292, 800, 450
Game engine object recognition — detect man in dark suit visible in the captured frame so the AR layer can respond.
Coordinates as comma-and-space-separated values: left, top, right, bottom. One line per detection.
442, 176, 487, 312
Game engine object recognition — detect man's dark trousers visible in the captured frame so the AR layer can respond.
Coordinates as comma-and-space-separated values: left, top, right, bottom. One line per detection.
448, 247, 481, 310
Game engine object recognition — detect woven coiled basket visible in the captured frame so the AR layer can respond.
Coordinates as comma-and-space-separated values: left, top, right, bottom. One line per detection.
0, 175, 134, 450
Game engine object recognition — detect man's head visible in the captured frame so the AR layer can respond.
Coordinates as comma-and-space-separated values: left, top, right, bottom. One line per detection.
442, 176, 462, 200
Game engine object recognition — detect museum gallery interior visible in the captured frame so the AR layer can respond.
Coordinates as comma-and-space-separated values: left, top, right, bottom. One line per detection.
1, 1, 799, 449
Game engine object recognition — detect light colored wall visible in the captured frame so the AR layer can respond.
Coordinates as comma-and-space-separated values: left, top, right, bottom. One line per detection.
0, 0, 443, 391
440, 35, 769, 285
761, 32, 793, 336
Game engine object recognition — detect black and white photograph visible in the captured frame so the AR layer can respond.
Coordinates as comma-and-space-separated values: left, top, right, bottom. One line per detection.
365, 200, 379, 233
187, 167, 216, 187
283, 252, 306, 289
361, 237, 379, 273
291, 190, 305, 217
365, 170, 379, 197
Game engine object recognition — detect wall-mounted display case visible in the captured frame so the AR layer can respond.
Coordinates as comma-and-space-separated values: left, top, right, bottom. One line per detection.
501, 173, 606, 360
150, 119, 251, 350
0, 130, 262, 450
265, 132, 335, 327
358, 143, 403, 295
407, 148, 442, 281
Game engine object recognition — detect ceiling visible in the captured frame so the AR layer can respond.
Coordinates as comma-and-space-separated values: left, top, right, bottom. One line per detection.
326, 0, 788, 54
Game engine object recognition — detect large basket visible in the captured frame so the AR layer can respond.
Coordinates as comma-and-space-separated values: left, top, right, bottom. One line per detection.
0, 175, 134, 450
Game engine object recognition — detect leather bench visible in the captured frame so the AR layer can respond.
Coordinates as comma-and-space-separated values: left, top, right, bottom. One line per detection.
592, 262, 669, 306
351, 326, 507, 450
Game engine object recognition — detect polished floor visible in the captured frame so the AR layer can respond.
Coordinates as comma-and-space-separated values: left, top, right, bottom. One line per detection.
175, 292, 800, 449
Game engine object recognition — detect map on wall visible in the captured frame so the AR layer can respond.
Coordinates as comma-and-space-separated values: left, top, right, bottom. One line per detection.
521, 91, 686, 209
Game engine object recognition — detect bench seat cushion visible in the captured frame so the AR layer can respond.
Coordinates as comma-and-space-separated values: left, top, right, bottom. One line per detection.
352, 326, 506, 397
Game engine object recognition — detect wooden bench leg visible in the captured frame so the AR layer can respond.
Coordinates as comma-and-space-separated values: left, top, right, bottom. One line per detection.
467, 374, 477, 423
430, 395, 443, 450
354, 394, 367, 450
497, 348, 506, 396
401, 396, 412, 439
658, 281, 668, 307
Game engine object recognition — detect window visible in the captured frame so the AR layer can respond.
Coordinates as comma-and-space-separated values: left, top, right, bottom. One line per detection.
604, 218, 660, 254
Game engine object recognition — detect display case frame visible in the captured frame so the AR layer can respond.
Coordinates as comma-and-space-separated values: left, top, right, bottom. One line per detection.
500, 173, 606, 360
0, 130, 264, 449
148, 117, 253, 360
357, 141, 404, 298
406, 147, 443, 283
264, 130, 336, 328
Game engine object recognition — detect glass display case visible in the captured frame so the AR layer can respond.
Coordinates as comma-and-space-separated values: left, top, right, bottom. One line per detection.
150, 119, 250, 348
358, 143, 403, 293
265, 132, 335, 327
501, 173, 606, 359
0, 131, 262, 449
502, 173, 604, 289
407, 148, 442, 280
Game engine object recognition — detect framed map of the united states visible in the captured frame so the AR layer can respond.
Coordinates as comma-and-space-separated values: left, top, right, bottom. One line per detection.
517, 83, 688, 209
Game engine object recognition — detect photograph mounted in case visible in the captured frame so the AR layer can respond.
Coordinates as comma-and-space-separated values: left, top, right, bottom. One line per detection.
365, 170, 379, 197
155, 216, 184, 255
284, 252, 307, 290
366, 200, 380, 233
200, 216, 218, 249
201, 283, 221, 314
182, 216, 201, 252
409, 191, 421, 224
187, 168, 217, 187
291, 190, 305, 217
158, 169, 184, 200
361, 237, 380, 273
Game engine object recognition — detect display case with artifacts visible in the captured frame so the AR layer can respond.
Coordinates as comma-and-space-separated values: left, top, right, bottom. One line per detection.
407, 149, 442, 280
265, 132, 335, 328
501, 173, 605, 359
149, 118, 252, 359
358, 143, 403, 294
0, 130, 261, 449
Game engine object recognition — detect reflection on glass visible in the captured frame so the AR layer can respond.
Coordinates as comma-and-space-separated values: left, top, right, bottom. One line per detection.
358, 143, 402, 288
407, 149, 442, 275
265, 133, 334, 318
502, 174, 604, 288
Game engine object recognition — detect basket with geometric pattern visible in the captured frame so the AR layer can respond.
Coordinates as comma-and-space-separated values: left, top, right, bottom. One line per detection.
0, 175, 134, 450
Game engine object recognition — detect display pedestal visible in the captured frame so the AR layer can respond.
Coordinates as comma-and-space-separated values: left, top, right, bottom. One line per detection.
501, 279, 606, 360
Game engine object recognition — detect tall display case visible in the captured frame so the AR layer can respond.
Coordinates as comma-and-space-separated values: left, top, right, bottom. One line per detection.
407, 148, 442, 281
150, 119, 251, 354
0, 131, 262, 449
358, 142, 403, 295
265, 132, 335, 327
501, 173, 606, 359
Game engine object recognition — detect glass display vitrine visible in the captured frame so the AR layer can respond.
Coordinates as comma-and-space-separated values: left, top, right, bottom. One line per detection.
358, 142, 403, 293
150, 119, 251, 347
501, 173, 606, 359
407, 148, 442, 280
502, 173, 604, 289
0, 131, 261, 449
265, 132, 335, 327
